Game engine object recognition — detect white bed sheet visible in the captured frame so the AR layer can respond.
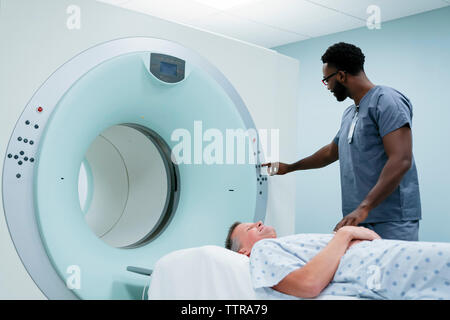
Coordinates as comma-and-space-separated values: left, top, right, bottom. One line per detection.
147, 245, 364, 300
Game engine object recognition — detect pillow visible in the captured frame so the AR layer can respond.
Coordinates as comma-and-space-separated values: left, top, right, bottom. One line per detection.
147, 245, 256, 299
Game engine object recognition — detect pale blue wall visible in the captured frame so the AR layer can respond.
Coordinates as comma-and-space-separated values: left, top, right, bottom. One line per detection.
273, 6, 450, 242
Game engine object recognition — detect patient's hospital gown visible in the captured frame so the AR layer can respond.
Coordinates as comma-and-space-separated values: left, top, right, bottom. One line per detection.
250, 234, 450, 300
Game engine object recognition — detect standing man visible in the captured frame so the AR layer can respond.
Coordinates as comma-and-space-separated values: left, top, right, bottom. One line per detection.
263, 42, 421, 241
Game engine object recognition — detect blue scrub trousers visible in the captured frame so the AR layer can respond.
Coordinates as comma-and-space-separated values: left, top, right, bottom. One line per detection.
358, 220, 420, 241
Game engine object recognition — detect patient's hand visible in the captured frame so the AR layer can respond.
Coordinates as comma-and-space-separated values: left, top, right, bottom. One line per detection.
338, 226, 381, 246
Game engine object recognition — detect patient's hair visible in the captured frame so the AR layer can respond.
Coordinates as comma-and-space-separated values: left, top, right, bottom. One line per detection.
321, 42, 365, 75
225, 221, 241, 252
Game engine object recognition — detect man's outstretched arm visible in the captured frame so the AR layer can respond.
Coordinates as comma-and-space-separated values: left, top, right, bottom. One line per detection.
262, 141, 339, 175
272, 226, 380, 298
288, 141, 339, 172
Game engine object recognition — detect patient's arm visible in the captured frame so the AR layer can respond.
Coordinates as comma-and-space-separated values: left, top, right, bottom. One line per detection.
272, 227, 380, 298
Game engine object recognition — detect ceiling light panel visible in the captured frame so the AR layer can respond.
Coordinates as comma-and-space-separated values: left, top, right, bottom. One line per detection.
107, 0, 220, 24
194, 0, 264, 11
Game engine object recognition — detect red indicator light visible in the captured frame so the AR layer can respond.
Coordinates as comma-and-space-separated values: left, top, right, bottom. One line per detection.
37, 106, 43, 113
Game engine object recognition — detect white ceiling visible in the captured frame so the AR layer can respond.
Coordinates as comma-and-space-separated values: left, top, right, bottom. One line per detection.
96, 0, 450, 48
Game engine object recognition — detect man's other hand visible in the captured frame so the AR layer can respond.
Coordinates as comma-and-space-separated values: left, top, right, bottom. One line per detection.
333, 207, 369, 232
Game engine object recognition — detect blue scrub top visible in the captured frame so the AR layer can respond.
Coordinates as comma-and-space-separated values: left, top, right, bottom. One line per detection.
333, 85, 421, 223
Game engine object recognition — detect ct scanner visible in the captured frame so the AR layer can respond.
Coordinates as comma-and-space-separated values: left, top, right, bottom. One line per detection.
0, 0, 299, 300
3, 37, 268, 299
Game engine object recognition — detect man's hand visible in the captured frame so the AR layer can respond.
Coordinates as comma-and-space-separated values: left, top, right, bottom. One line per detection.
261, 162, 291, 175
333, 207, 369, 232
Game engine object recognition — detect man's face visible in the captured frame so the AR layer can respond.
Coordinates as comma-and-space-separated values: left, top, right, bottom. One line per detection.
322, 63, 349, 102
231, 221, 277, 256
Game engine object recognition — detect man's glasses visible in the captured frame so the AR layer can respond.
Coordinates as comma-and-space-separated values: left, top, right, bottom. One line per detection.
322, 71, 339, 86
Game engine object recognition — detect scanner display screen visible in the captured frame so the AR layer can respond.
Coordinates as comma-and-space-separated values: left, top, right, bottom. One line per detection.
160, 61, 177, 76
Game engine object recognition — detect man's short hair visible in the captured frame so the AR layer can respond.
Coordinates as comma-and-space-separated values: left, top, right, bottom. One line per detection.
225, 221, 241, 252
321, 42, 365, 75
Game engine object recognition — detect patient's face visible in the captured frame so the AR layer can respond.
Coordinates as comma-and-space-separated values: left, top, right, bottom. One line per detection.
232, 221, 277, 256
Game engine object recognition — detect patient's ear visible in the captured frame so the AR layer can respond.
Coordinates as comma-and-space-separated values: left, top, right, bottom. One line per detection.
238, 248, 250, 257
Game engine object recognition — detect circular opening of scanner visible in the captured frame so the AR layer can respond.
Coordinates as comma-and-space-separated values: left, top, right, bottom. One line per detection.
78, 124, 178, 249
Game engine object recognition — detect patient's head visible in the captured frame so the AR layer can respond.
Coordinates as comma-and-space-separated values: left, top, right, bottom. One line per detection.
225, 221, 277, 257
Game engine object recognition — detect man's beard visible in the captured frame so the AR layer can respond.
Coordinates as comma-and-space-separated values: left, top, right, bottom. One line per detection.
333, 81, 350, 102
